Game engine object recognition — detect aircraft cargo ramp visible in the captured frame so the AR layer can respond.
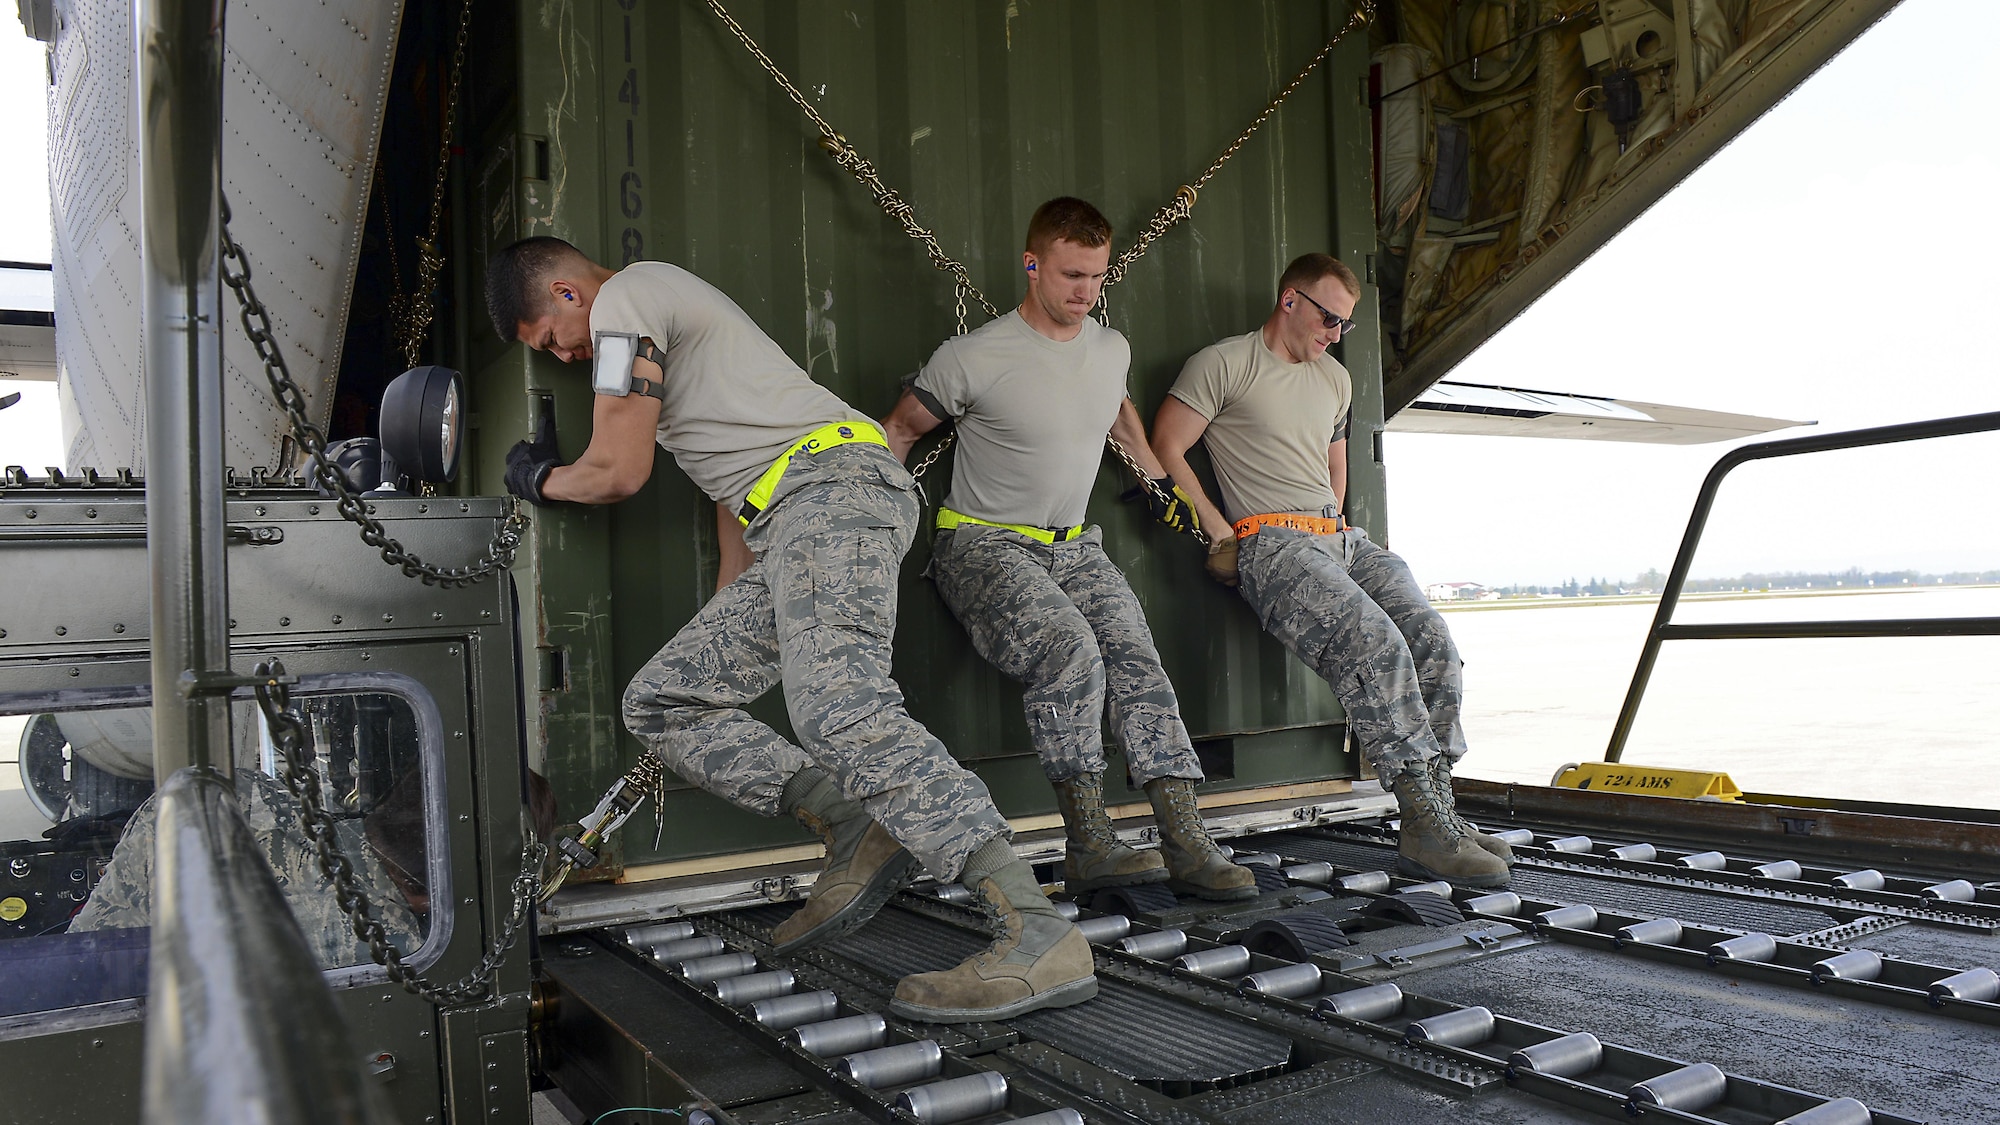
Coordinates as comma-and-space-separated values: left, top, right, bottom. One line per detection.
537, 785, 2000, 1125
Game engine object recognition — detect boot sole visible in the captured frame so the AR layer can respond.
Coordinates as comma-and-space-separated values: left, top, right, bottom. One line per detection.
1065, 867, 1169, 895
1395, 854, 1510, 889
772, 848, 920, 955
1166, 878, 1260, 902
889, 974, 1099, 1023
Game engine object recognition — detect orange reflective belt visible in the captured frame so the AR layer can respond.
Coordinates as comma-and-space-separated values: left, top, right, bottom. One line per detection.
1232, 512, 1345, 538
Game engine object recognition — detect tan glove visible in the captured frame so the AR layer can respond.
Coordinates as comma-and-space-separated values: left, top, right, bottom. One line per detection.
1205, 534, 1240, 588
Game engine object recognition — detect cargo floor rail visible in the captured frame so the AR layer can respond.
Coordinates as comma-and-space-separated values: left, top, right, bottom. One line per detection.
1604, 410, 2000, 763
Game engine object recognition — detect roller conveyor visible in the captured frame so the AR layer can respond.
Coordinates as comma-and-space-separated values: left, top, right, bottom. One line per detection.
538, 802, 2000, 1125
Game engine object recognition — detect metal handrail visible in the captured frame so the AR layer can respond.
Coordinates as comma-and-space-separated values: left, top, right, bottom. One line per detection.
1604, 410, 2000, 763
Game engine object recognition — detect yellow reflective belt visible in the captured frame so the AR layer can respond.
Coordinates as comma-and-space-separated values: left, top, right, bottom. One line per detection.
935, 507, 1084, 546
738, 420, 889, 525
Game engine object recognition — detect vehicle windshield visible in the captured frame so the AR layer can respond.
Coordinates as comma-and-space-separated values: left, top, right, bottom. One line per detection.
0, 684, 442, 1018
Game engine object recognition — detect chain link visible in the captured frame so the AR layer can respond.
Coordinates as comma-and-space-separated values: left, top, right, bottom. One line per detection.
220, 199, 529, 587
701, 0, 1000, 322
1105, 435, 1209, 546
1105, 4, 1375, 288
251, 660, 545, 1006
390, 0, 477, 369
704, 0, 1375, 510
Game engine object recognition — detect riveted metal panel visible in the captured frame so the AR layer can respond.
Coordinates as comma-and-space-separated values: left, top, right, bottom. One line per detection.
47, 0, 406, 471
467, 1, 1378, 866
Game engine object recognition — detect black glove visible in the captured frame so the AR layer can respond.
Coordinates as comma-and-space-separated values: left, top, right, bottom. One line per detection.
504, 407, 563, 506
1121, 477, 1200, 535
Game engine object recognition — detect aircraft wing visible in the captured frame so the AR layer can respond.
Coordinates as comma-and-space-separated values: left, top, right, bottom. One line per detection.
0, 263, 56, 385
1386, 381, 1810, 444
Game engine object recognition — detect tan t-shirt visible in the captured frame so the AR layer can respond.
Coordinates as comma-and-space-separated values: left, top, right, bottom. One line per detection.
1168, 330, 1351, 525
911, 310, 1130, 529
589, 262, 863, 510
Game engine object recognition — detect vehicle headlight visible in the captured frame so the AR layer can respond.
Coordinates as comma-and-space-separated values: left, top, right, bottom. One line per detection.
378, 365, 465, 484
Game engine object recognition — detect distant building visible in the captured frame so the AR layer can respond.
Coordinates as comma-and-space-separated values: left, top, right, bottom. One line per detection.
1424, 581, 1487, 602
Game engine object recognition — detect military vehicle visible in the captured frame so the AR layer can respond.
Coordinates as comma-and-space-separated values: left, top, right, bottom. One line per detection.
6, 1, 1999, 1123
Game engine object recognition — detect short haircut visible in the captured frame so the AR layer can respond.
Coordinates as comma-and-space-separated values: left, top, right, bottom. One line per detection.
485, 236, 589, 340
1025, 197, 1112, 255
1277, 252, 1362, 303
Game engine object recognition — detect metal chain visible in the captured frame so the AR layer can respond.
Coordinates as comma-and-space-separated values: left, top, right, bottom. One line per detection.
1106, 435, 1209, 547
704, 0, 1374, 520
391, 0, 477, 369
220, 199, 530, 587
1105, 3, 1375, 288
701, 0, 1000, 322
251, 660, 546, 1006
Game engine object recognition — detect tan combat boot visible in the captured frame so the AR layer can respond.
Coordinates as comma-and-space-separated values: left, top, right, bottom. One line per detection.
772, 768, 917, 954
890, 839, 1098, 1022
1144, 777, 1257, 901
1426, 755, 1515, 863
1054, 772, 1166, 894
1388, 766, 1511, 888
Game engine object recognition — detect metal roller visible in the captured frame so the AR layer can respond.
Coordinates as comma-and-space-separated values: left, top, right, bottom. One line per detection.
837, 1040, 944, 1088
681, 952, 759, 984
1810, 950, 1883, 985
1336, 870, 1392, 894
750, 989, 839, 1030
1507, 1032, 1603, 1077
1216, 844, 1234, 859
1534, 904, 1599, 930
1921, 879, 1977, 902
1614, 917, 1684, 947
1628, 1062, 1728, 1111
1463, 891, 1522, 916
624, 921, 696, 947
1492, 828, 1536, 846
790, 1013, 889, 1057
1609, 843, 1657, 862
1238, 962, 1325, 999
1832, 869, 1885, 891
1282, 861, 1335, 885
1074, 915, 1132, 945
1316, 982, 1404, 1022
1234, 851, 1282, 868
895, 1072, 1007, 1123
712, 969, 796, 1006
1677, 850, 1728, 871
1117, 929, 1188, 960
1402, 880, 1454, 898
1707, 932, 1778, 966
1774, 1097, 1875, 1125
1052, 900, 1080, 921
1405, 1005, 1494, 1047
1175, 945, 1251, 978
933, 884, 974, 904
1546, 835, 1594, 853
1752, 860, 1803, 880
649, 936, 727, 965
1007, 1111, 1086, 1125
1928, 967, 2000, 1005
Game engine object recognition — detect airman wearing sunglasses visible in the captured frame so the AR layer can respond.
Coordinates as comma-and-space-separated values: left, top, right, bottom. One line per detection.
1150, 253, 1513, 889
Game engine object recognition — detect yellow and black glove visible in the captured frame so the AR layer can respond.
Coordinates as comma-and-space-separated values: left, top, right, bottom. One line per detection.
1121, 477, 1200, 535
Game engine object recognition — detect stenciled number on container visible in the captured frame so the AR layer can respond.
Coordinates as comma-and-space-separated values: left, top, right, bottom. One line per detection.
618, 0, 643, 263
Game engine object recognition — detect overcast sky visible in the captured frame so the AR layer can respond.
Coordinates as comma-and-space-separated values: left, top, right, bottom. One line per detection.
1388, 0, 2000, 589
1, 2, 1993, 590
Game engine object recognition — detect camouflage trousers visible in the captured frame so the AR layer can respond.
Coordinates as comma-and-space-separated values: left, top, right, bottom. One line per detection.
71, 770, 422, 968
1236, 526, 1467, 776
621, 444, 1009, 880
930, 524, 1202, 786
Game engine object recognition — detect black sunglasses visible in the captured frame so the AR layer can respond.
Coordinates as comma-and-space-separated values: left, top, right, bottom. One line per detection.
1294, 290, 1356, 336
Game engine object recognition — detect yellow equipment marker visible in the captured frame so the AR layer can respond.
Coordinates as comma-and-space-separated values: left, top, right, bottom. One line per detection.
1552, 762, 1743, 802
